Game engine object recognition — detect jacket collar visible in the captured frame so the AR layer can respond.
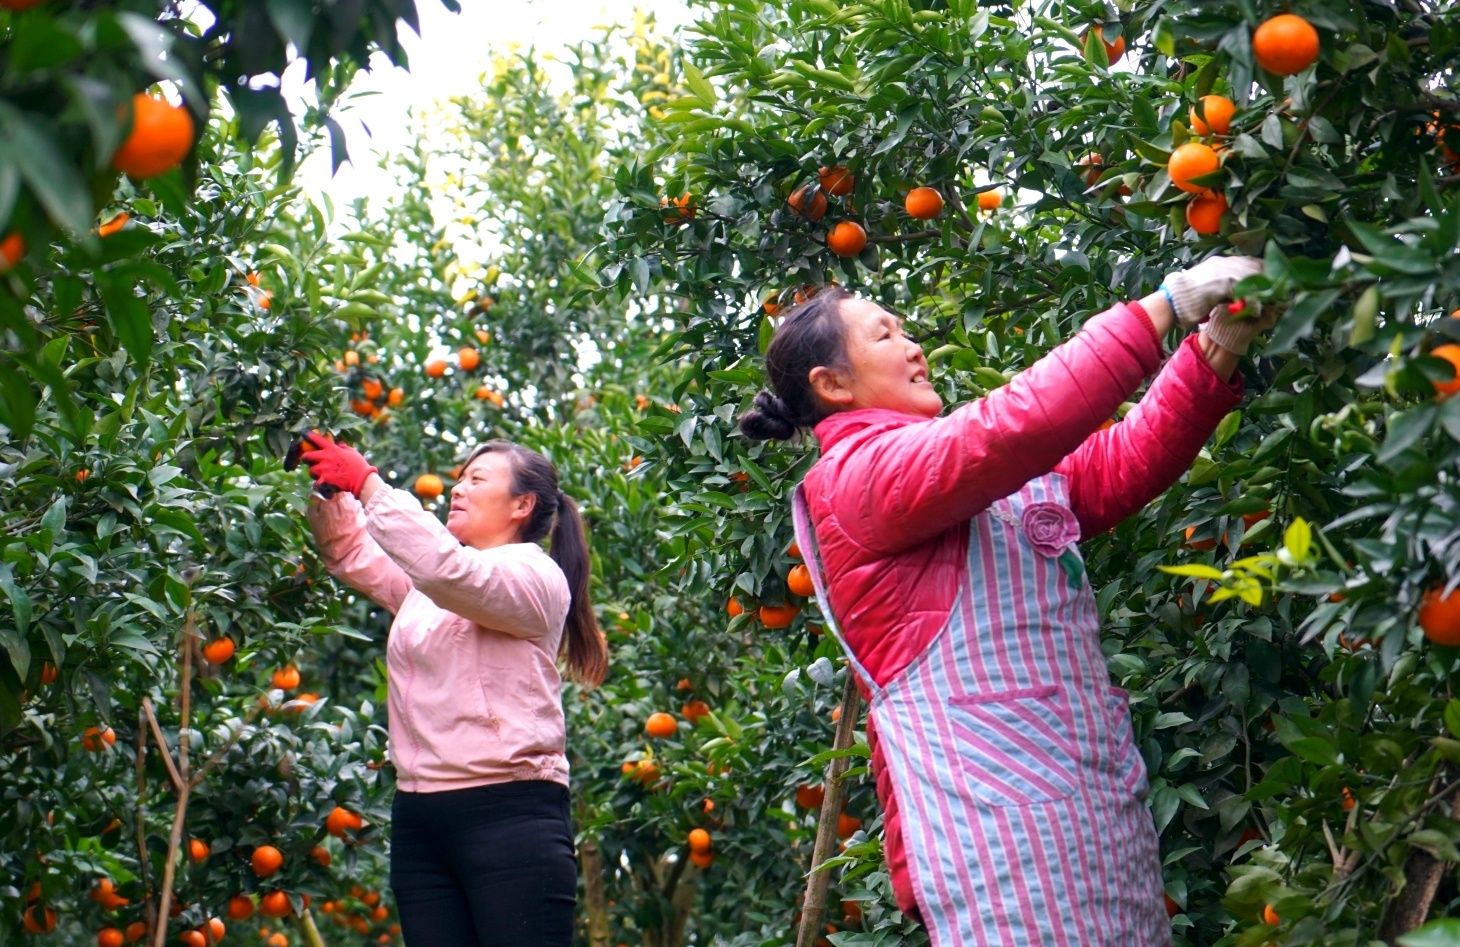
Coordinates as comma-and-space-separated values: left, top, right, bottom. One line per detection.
814, 408, 929, 453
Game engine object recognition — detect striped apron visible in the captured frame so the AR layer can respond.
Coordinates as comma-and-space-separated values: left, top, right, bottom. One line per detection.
793, 474, 1168, 947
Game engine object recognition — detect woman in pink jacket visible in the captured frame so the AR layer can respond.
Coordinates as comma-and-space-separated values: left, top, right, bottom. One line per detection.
299, 437, 608, 947
739, 259, 1274, 946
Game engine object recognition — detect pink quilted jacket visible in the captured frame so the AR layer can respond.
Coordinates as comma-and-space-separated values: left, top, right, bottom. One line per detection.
307, 487, 572, 793
803, 303, 1244, 916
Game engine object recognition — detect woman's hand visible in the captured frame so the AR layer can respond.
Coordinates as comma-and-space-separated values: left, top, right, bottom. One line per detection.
300, 434, 378, 497
1161, 256, 1263, 328
1200, 300, 1280, 357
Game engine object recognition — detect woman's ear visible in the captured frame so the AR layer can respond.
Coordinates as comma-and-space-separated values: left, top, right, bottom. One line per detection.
809, 365, 855, 408
512, 492, 537, 524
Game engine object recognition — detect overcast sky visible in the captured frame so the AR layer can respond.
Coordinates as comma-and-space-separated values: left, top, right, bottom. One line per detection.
296, 0, 694, 208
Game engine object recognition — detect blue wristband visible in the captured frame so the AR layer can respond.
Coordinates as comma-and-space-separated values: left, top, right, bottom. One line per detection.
1158, 283, 1177, 317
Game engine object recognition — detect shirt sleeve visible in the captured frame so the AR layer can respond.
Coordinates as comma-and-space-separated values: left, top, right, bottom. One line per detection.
832, 302, 1165, 555
361, 486, 570, 640
1055, 332, 1245, 539
306, 493, 414, 615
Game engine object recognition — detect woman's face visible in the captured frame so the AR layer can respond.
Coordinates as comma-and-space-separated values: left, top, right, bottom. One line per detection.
817, 297, 942, 418
446, 450, 534, 549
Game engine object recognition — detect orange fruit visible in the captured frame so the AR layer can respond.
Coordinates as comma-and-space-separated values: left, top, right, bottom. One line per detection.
98, 928, 125, 947
727, 596, 744, 617
349, 398, 377, 417
387, 387, 404, 406
458, 347, 480, 371
24, 905, 57, 933
1078, 153, 1104, 187
82, 725, 116, 751
1419, 584, 1460, 645
831, 705, 842, 723
787, 538, 802, 558
904, 186, 944, 220
645, 712, 678, 738
96, 213, 130, 238
259, 891, 291, 918
660, 194, 694, 224
1164, 893, 1180, 918
343, 350, 360, 367
681, 700, 711, 724
795, 784, 825, 810
1, 230, 26, 269
675, 678, 693, 691
758, 603, 800, 628
227, 896, 254, 920
270, 665, 300, 691
1242, 510, 1271, 528
361, 378, 384, 401
200, 918, 225, 943
703, 798, 715, 813
836, 812, 862, 838
842, 899, 863, 925
1190, 95, 1236, 136
250, 845, 284, 878
202, 638, 235, 665
1253, 14, 1319, 76
125, 921, 147, 942
40, 662, 56, 684
1184, 526, 1218, 551
179, 933, 206, 947
1168, 142, 1220, 194
688, 828, 712, 853
267, 934, 288, 947
370, 906, 388, 923
826, 221, 867, 257
414, 473, 445, 499
976, 190, 1001, 211
1084, 29, 1124, 63
1342, 786, 1356, 810
788, 185, 828, 221
325, 806, 363, 838
1430, 345, 1460, 398
819, 165, 854, 196
1185, 191, 1228, 235
424, 359, 448, 378
189, 838, 209, 863
309, 845, 331, 867
689, 849, 713, 868
787, 564, 815, 598
1262, 904, 1280, 926
112, 94, 194, 179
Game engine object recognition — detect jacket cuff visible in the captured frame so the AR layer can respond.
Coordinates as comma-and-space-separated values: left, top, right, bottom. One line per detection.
1125, 299, 1164, 356
1174, 332, 1244, 402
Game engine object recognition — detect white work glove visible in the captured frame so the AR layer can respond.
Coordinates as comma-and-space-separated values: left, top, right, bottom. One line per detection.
1161, 256, 1263, 329
1199, 300, 1280, 356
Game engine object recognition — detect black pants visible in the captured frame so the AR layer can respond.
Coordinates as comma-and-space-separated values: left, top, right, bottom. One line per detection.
391, 781, 576, 947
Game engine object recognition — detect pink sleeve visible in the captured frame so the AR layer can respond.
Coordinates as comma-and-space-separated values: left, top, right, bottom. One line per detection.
1055, 333, 1244, 539
361, 487, 570, 640
834, 303, 1164, 554
306, 493, 414, 614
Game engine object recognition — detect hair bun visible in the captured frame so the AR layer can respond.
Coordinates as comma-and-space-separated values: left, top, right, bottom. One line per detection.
738, 391, 797, 441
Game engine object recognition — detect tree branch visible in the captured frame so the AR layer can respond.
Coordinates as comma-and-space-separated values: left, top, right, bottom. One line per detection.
142, 699, 184, 794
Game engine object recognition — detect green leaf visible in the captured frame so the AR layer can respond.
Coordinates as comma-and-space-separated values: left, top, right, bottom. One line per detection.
1283, 518, 1312, 563
1158, 564, 1227, 580
97, 273, 154, 368
681, 60, 719, 106
1399, 919, 1460, 946
0, 105, 94, 233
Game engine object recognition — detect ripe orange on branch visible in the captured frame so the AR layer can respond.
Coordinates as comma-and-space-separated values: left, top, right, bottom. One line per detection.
1429, 345, 1460, 398
0, 231, 25, 270
759, 603, 800, 628
458, 347, 480, 371
98, 928, 125, 947
202, 638, 235, 665
1186, 191, 1228, 235
1168, 143, 1221, 193
688, 828, 712, 853
681, 700, 711, 723
1083, 28, 1125, 63
189, 839, 210, 863
325, 806, 363, 838
660, 194, 695, 224
826, 221, 866, 257
818, 165, 854, 196
82, 725, 116, 751
904, 186, 944, 220
270, 665, 300, 691
112, 94, 195, 179
414, 474, 445, 499
787, 564, 815, 597
788, 185, 828, 222
1253, 14, 1320, 76
1419, 584, 1460, 645
227, 896, 254, 920
24, 905, 57, 933
424, 359, 448, 378
251, 845, 284, 878
260, 891, 292, 918
645, 712, 677, 738
1190, 95, 1236, 136
976, 190, 1002, 211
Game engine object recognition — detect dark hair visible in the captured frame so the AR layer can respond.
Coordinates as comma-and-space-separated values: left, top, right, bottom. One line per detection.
463, 440, 608, 688
738, 286, 853, 441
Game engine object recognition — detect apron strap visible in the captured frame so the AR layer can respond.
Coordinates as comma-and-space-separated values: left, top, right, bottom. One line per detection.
791, 484, 881, 698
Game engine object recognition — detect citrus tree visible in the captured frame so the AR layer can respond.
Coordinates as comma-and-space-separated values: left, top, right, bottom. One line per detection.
595, 0, 1460, 944
0, 1, 455, 944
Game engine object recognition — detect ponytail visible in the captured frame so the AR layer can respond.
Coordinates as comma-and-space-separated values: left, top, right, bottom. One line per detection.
462, 442, 609, 688
548, 491, 608, 687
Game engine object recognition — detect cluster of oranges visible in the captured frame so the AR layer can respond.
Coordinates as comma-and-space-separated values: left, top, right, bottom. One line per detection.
726, 538, 810, 630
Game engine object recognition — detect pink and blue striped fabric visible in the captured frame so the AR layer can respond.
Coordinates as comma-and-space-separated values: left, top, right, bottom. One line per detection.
794, 475, 1168, 946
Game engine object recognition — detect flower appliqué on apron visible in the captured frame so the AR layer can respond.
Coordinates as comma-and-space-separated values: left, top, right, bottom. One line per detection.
991, 500, 1084, 590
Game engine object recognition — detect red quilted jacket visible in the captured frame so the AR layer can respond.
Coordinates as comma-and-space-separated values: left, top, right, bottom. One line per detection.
803, 302, 1244, 917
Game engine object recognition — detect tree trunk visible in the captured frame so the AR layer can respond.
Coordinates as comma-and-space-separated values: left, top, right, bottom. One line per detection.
1378, 768, 1460, 943
580, 838, 611, 947
795, 674, 863, 947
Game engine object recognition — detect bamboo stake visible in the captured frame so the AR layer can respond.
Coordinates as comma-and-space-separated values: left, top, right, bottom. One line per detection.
795, 673, 863, 947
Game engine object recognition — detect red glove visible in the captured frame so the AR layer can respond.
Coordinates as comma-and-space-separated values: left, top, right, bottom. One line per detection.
300, 434, 378, 496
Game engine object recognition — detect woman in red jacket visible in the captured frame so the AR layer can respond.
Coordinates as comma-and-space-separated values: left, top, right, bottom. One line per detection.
739, 259, 1273, 946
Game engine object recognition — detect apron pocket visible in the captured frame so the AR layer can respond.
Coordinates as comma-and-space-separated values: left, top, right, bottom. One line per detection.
1106, 686, 1148, 799
948, 684, 1077, 807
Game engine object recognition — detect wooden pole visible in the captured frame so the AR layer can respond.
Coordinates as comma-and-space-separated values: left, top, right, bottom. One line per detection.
795, 674, 863, 947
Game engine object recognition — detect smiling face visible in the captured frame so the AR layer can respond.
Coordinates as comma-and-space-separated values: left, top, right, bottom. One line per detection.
445, 450, 536, 549
810, 296, 942, 418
